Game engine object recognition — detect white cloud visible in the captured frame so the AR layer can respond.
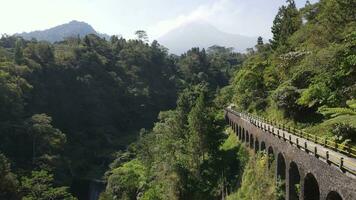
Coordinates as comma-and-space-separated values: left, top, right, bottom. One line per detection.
147, 0, 235, 39
148, 0, 313, 40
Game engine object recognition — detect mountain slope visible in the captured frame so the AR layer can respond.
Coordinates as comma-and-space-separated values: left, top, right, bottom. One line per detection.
16, 20, 110, 42
158, 21, 257, 55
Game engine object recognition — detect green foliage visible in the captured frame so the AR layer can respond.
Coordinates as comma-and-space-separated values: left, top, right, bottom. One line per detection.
276, 177, 286, 200
318, 99, 356, 122
271, 0, 302, 49
331, 123, 356, 143
0, 0, 354, 198
0, 153, 19, 200
21, 170, 77, 200
273, 85, 301, 118
26, 114, 67, 168
135, 30, 148, 42
102, 87, 246, 200
232, 68, 267, 111
24, 42, 55, 65
14, 39, 24, 65
297, 82, 333, 108
291, 70, 314, 89
0, 64, 32, 122
105, 159, 147, 200
188, 91, 221, 162
305, 115, 356, 139
227, 154, 276, 200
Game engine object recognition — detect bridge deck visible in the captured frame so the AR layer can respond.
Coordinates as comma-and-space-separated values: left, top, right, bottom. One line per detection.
226, 108, 356, 177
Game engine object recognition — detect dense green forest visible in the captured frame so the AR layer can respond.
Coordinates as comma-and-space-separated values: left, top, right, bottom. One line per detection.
0, 0, 355, 199
99, 0, 355, 199
0, 24, 243, 198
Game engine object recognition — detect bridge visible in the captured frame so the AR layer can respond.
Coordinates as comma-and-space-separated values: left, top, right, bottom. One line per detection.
225, 107, 356, 200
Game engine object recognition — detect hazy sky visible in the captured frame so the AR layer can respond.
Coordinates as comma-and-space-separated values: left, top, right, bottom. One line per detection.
0, 0, 317, 39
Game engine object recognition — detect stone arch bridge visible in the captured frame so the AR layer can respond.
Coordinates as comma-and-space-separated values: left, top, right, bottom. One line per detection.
225, 107, 356, 200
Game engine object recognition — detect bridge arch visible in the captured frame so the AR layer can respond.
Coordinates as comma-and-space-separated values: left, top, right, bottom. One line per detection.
238, 126, 241, 140
267, 146, 274, 167
304, 173, 320, 200
254, 138, 259, 153
289, 162, 300, 200
277, 153, 286, 179
261, 141, 266, 152
246, 131, 249, 144
277, 153, 286, 197
326, 191, 343, 200
242, 128, 245, 141
250, 134, 254, 148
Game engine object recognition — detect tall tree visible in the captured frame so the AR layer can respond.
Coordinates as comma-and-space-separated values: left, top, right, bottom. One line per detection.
21, 170, 76, 200
26, 114, 66, 167
135, 30, 148, 42
270, 0, 302, 49
14, 39, 24, 65
0, 153, 19, 200
257, 36, 264, 46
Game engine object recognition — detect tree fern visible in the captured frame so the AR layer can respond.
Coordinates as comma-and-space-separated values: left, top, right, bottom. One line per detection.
318, 99, 356, 118
347, 99, 356, 109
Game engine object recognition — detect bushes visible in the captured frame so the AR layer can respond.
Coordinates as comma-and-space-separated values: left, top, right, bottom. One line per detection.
291, 70, 315, 89
21, 170, 76, 200
332, 123, 356, 143
0, 153, 19, 200
273, 85, 301, 118
297, 82, 333, 107
103, 159, 147, 200
227, 154, 277, 200
232, 69, 267, 111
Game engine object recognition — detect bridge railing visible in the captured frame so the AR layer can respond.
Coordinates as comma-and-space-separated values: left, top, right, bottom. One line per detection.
225, 107, 356, 175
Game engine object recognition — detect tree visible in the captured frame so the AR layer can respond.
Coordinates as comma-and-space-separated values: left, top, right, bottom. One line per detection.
318, 99, 356, 118
273, 85, 301, 118
207, 45, 233, 55
21, 170, 76, 200
14, 39, 24, 64
257, 36, 264, 46
178, 48, 210, 85
0, 153, 19, 200
26, 114, 66, 167
187, 91, 222, 165
255, 36, 265, 53
302, 0, 318, 21
135, 30, 148, 42
104, 159, 147, 200
270, 0, 302, 49
188, 92, 208, 165
24, 42, 54, 65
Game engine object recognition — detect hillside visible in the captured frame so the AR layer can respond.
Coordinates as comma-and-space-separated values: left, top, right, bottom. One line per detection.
16, 20, 110, 42
158, 21, 256, 54
220, 0, 356, 142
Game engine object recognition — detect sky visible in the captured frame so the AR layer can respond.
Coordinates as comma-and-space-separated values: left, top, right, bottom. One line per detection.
0, 0, 318, 39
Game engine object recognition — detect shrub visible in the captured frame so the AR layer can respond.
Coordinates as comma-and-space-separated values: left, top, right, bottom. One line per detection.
291, 70, 315, 89
273, 85, 301, 118
332, 123, 356, 143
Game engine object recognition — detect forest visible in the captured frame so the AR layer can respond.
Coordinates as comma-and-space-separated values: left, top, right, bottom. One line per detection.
0, 0, 355, 199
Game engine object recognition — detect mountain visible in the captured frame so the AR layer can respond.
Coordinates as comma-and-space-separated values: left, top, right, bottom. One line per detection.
157, 21, 257, 55
16, 20, 110, 42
